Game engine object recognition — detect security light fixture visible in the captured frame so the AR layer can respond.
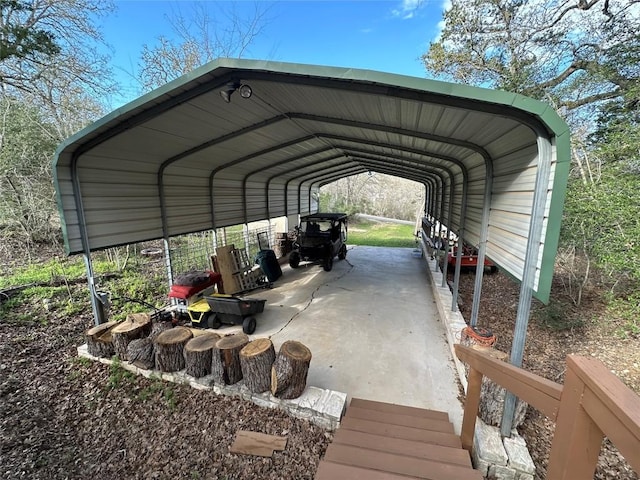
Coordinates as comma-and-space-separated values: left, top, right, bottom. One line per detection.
238, 83, 252, 99
220, 81, 252, 103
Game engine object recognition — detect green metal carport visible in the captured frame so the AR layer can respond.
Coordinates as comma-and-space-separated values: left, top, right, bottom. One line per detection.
53, 58, 570, 433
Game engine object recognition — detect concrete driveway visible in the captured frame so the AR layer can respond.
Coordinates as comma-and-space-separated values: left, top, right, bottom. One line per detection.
219, 245, 464, 432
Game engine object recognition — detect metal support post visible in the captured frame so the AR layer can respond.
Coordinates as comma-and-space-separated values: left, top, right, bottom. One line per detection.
501, 133, 553, 437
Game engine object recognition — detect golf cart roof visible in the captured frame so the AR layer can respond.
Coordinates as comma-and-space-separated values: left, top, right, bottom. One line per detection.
301, 213, 348, 222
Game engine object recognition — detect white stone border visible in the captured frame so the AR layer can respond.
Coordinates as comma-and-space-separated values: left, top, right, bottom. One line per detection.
78, 344, 346, 430
419, 239, 536, 480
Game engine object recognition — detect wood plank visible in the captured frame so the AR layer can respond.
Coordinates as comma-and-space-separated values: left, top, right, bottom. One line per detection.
349, 398, 449, 422
566, 355, 640, 474
455, 344, 562, 420
229, 430, 287, 457
461, 367, 483, 452
346, 406, 454, 434
340, 417, 461, 448
333, 429, 471, 467
315, 461, 423, 480
215, 245, 240, 294
324, 444, 482, 480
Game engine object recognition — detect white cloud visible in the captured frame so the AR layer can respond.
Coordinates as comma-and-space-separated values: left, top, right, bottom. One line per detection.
392, 0, 425, 20
433, 0, 452, 41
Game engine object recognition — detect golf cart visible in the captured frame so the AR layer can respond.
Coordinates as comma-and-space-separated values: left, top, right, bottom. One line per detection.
289, 213, 348, 271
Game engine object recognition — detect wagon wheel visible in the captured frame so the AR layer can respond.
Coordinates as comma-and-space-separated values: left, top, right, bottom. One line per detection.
289, 251, 300, 268
206, 312, 221, 329
338, 244, 347, 260
242, 316, 257, 335
323, 254, 334, 272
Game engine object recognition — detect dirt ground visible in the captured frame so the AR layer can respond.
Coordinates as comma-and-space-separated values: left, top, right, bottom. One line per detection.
2, 247, 639, 479
455, 271, 639, 480
0, 311, 331, 479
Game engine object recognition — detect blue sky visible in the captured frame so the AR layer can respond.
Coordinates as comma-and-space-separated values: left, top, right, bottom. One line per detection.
100, 0, 447, 107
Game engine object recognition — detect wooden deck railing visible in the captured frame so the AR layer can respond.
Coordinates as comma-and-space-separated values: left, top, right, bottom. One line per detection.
455, 344, 640, 480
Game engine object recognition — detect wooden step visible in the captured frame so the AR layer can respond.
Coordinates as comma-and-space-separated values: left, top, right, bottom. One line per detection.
340, 417, 461, 448
345, 406, 455, 434
316, 461, 423, 479
323, 443, 483, 480
349, 398, 450, 422
332, 429, 471, 467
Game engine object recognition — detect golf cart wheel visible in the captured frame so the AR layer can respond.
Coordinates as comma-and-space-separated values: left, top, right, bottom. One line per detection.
242, 316, 257, 334
323, 255, 334, 272
289, 251, 300, 268
338, 244, 347, 260
206, 312, 221, 329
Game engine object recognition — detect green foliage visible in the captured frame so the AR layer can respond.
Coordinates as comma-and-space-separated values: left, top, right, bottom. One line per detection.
0, 256, 115, 289
0, 0, 60, 62
561, 163, 640, 285
534, 299, 584, 332
107, 358, 135, 390
608, 293, 640, 339
348, 220, 416, 248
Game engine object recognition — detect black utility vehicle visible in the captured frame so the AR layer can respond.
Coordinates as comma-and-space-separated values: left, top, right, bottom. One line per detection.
289, 213, 348, 271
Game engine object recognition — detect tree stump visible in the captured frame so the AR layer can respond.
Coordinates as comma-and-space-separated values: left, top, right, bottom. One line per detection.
470, 346, 528, 428
127, 337, 155, 370
150, 321, 173, 340
111, 313, 152, 360
155, 326, 193, 372
212, 334, 249, 385
85, 320, 118, 358
240, 338, 276, 393
271, 340, 312, 399
184, 333, 221, 378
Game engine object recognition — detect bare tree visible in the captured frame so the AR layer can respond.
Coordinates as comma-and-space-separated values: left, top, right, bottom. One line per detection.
137, 1, 272, 91
423, 0, 640, 121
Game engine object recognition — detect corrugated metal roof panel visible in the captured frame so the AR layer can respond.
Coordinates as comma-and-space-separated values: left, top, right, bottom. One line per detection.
53, 59, 570, 301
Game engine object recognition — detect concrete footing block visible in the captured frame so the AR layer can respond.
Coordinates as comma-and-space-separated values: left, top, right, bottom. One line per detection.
77, 344, 345, 431
474, 419, 508, 466
504, 433, 536, 475
489, 464, 516, 480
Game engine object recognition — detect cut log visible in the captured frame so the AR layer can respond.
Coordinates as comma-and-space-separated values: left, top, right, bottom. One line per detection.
127, 337, 155, 370
85, 320, 118, 358
240, 338, 276, 393
271, 340, 312, 399
470, 346, 528, 428
184, 332, 221, 378
154, 326, 193, 372
111, 313, 152, 360
213, 333, 249, 385
150, 321, 174, 340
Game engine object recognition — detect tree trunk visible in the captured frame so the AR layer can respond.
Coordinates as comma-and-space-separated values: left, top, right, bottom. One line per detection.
111, 313, 152, 360
184, 332, 221, 378
85, 320, 118, 358
213, 333, 249, 385
154, 326, 193, 372
271, 340, 312, 399
127, 337, 155, 370
240, 338, 276, 393
469, 346, 528, 428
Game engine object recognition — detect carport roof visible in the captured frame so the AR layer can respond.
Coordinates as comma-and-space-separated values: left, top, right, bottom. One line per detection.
53, 58, 570, 302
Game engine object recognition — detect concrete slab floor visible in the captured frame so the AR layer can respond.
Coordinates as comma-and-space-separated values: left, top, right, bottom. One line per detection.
214, 245, 464, 433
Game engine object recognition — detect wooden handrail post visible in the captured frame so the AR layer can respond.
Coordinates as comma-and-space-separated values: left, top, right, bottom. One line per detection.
547, 360, 605, 480
461, 367, 483, 452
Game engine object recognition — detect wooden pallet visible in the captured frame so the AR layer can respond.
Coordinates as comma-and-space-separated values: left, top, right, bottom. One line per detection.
315, 398, 482, 480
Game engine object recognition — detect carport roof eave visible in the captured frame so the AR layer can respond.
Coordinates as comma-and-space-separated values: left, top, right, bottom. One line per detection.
53, 58, 570, 168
